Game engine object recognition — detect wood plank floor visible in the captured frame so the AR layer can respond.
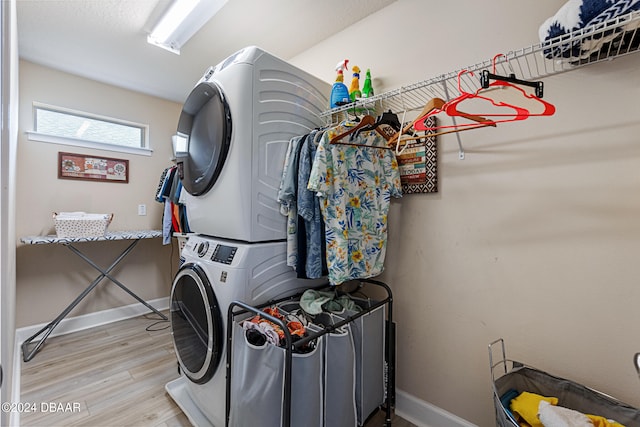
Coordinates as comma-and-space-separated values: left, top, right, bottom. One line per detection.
20, 312, 416, 427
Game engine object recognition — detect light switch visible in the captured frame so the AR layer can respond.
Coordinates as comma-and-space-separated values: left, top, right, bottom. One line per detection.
138, 204, 146, 216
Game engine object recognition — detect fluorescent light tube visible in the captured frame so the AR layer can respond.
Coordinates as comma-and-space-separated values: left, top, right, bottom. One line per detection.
147, 0, 228, 55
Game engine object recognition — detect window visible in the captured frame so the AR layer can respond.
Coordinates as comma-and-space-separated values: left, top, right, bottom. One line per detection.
28, 103, 151, 156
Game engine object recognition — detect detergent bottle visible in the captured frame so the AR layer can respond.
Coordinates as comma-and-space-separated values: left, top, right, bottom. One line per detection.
362, 68, 374, 98
330, 59, 350, 108
349, 65, 362, 101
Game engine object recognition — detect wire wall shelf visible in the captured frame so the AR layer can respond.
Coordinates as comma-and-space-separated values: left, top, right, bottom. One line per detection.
320, 10, 640, 119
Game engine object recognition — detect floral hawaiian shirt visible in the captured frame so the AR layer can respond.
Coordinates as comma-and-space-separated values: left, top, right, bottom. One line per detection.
307, 124, 402, 286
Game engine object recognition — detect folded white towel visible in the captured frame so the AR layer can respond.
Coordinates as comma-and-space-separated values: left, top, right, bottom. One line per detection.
538, 400, 592, 427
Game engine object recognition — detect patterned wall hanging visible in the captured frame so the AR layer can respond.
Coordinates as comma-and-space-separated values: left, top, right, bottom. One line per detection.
397, 116, 437, 194
58, 152, 129, 183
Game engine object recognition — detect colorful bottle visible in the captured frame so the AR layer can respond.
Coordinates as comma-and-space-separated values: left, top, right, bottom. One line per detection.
349, 65, 362, 101
330, 59, 350, 108
362, 68, 374, 98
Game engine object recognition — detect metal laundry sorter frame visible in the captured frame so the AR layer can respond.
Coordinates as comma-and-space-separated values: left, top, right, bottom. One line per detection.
225, 279, 395, 427
489, 338, 640, 427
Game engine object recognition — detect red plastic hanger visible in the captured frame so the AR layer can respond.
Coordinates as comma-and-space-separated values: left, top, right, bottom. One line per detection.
480, 53, 551, 111
476, 77, 555, 117
441, 70, 531, 124
443, 73, 555, 121
439, 54, 555, 126
389, 98, 496, 147
411, 93, 499, 132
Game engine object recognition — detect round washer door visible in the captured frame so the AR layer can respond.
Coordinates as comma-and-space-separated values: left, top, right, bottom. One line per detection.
176, 80, 232, 196
170, 264, 223, 384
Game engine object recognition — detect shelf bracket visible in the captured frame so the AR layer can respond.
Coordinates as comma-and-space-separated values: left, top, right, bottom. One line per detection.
442, 80, 465, 160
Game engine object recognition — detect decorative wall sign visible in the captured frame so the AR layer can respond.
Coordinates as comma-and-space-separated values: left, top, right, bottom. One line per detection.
58, 152, 129, 183
397, 116, 437, 193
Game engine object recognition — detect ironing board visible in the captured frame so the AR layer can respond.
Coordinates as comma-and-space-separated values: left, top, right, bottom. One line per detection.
20, 230, 167, 362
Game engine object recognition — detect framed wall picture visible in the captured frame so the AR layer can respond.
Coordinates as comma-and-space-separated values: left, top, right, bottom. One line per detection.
58, 152, 129, 183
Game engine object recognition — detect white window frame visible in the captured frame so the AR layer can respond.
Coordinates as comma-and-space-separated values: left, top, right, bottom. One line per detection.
26, 102, 152, 156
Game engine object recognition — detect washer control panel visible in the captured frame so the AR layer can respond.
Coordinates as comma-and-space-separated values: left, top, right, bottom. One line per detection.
211, 244, 237, 265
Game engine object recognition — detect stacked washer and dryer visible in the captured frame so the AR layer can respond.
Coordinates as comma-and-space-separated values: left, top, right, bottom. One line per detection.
165, 47, 331, 427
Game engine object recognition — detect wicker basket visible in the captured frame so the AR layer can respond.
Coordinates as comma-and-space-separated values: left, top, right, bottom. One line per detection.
53, 212, 113, 238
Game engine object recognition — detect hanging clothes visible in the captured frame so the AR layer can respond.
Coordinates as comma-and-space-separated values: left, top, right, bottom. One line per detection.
297, 129, 327, 279
156, 166, 176, 203
307, 123, 402, 286
278, 134, 308, 271
162, 200, 173, 245
155, 165, 190, 244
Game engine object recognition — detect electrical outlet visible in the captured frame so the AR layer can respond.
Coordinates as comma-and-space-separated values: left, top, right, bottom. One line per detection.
138, 204, 146, 216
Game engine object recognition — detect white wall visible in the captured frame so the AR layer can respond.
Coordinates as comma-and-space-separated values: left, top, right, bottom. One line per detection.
292, 1, 640, 425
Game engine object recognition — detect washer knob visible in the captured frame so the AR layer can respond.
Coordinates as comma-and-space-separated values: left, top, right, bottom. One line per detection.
196, 241, 209, 257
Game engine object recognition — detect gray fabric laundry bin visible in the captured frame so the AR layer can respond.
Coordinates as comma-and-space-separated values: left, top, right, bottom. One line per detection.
286, 294, 385, 426
229, 322, 323, 427
490, 338, 640, 427
345, 298, 385, 426
312, 312, 357, 427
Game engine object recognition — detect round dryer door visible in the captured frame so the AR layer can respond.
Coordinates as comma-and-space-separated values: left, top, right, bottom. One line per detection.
170, 264, 223, 384
176, 80, 232, 196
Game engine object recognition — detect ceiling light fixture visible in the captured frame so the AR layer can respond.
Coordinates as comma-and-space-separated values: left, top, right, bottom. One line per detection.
147, 0, 228, 55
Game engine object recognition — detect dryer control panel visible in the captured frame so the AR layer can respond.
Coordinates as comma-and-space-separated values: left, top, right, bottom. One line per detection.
211, 244, 237, 265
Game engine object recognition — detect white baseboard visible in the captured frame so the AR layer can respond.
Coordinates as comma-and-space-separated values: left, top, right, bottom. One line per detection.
14, 297, 169, 344
12, 297, 170, 427
395, 389, 478, 427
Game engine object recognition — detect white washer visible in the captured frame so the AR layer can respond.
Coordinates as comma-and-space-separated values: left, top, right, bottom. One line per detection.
165, 235, 314, 427
175, 46, 330, 241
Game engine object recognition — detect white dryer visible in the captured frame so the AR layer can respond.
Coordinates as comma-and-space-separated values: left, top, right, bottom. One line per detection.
175, 46, 330, 241
165, 235, 314, 427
